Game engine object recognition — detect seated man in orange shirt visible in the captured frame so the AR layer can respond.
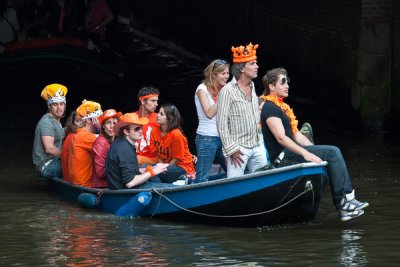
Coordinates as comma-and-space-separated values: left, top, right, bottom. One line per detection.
133, 86, 160, 165
67, 100, 103, 187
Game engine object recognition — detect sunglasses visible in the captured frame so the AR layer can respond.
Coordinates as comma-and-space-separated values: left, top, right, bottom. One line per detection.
279, 77, 290, 85
212, 59, 228, 70
130, 126, 142, 132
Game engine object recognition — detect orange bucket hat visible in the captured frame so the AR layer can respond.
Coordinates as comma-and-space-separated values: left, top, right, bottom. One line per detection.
41, 83, 68, 104
76, 99, 103, 120
98, 109, 122, 125
113, 113, 149, 136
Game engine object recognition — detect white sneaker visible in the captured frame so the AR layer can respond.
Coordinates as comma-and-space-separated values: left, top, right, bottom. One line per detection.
340, 209, 365, 221
340, 190, 369, 211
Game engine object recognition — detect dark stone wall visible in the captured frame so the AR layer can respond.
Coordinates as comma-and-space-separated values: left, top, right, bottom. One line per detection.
249, 0, 360, 103
393, 0, 400, 119
129, 0, 398, 120
131, 0, 360, 102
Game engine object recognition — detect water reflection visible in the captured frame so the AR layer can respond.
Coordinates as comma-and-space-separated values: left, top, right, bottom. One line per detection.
37, 207, 168, 266
54, 220, 110, 266
34, 206, 264, 266
339, 229, 368, 267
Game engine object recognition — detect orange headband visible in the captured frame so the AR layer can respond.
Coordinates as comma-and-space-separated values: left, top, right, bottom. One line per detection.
138, 94, 159, 101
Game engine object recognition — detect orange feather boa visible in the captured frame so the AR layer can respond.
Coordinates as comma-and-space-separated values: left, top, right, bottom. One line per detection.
261, 95, 298, 134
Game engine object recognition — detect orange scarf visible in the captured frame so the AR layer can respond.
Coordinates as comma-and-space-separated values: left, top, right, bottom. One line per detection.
261, 95, 298, 134
210, 85, 222, 103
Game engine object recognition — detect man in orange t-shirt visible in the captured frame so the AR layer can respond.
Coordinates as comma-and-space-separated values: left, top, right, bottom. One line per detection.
68, 100, 103, 187
133, 86, 160, 165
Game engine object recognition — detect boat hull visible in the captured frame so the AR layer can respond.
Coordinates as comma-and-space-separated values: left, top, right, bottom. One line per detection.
154, 175, 325, 227
49, 162, 328, 228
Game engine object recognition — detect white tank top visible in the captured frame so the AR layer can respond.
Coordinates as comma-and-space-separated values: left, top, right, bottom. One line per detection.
194, 83, 219, 136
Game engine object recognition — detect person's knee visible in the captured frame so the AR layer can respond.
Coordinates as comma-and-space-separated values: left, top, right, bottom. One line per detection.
328, 145, 341, 155
321, 145, 342, 161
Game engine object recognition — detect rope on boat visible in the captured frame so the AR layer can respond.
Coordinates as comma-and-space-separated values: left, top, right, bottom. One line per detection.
277, 178, 315, 207
96, 189, 105, 201
277, 176, 303, 206
151, 180, 314, 218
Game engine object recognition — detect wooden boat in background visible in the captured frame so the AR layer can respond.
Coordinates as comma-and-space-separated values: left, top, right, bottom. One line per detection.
0, 37, 125, 84
49, 162, 328, 228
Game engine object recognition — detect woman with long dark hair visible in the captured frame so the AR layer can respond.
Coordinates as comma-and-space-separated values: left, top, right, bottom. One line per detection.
61, 110, 82, 181
151, 103, 195, 183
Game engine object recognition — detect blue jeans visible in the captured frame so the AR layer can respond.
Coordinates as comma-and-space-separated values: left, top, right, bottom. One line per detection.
158, 165, 186, 183
194, 134, 227, 183
135, 176, 176, 189
277, 145, 353, 210
38, 158, 63, 179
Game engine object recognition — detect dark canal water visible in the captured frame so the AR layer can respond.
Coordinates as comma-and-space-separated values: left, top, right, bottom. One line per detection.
1, 31, 400, 266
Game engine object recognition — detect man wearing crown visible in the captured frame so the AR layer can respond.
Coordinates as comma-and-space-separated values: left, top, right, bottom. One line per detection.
217, 43, 268, 178
33, 83, 68, 179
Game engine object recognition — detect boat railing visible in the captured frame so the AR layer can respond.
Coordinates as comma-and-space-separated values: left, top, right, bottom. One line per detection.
51, 161, 328, 195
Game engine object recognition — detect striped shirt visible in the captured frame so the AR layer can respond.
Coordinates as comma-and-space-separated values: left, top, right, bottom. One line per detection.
217, 79, 260, 157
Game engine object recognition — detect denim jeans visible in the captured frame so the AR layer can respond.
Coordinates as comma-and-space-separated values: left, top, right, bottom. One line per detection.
38, 158, 63, 179
135, 179, 176, 189
157, 165, 186, 183
277, 145, 353, 210
194, 134, 227, 183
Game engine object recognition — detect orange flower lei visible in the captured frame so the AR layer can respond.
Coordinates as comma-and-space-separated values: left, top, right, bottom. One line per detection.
261, 95, 298, 134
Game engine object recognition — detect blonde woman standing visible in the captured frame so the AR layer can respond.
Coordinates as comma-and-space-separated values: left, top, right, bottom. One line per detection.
194, 59, 230, 183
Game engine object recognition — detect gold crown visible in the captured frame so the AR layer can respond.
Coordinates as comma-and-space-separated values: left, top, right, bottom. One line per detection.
41, 83, 68, 101
231, 43, 259, 63
76, 99, 102, 119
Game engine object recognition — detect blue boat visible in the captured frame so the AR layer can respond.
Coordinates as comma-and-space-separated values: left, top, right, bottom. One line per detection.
49, 162, 328, 228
